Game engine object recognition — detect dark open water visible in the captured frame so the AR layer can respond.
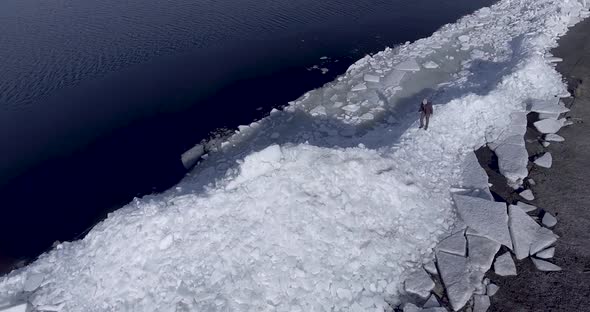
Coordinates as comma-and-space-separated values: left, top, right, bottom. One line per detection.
0, 0, 496, 270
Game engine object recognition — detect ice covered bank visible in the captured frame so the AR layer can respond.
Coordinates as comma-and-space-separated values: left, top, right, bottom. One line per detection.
1, 0, 588, 311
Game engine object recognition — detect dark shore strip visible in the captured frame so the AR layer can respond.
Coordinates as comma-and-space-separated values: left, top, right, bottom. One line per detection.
474, 17, 590, 312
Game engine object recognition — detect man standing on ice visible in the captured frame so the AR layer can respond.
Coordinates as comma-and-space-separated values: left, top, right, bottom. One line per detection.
419, 98, 433, 130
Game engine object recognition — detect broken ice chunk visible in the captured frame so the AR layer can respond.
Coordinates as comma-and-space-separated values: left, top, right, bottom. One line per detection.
452, 195, 512, 249
0, 303, 31, 312
535, 247, 555, 259
534, 153, 552, 168
529, 227, 558, 255
509, 205, 541, 260
542, 212, 557, 227
473, 295, 491, 312
363, 74, 380, 83
423, 61, 439, 69
424, 260, 438, 276
403, 303, 421, 312
423, 294, 440, 308
436, 231, 467, 257
515, 201, 537, 212
23, 272, 44, 292
530, 99, 569, 115
395, 58, 421, 71
519, 189, 535, 201
351, 83, 367, 92
533, 119, 564, 134
495, 143, 528, 186
467, 235, 501, 271
545, 134, 565, 142
342, 104, 361, 112
494, 252, 517, 276
531, 258, 562, 272
436, 251, 473, 311
458, 35, 470, 42
486, 283, 500, 296
542, 141, 550, 148
404, 268, 435, 299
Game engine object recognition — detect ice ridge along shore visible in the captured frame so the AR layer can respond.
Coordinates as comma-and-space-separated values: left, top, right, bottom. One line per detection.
0, 0, 588, 311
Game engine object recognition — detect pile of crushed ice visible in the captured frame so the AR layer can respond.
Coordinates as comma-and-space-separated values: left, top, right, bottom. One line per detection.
1, 0, 588, 311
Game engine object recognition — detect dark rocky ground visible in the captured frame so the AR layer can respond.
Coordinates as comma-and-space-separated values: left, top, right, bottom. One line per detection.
476, 17, 590, 312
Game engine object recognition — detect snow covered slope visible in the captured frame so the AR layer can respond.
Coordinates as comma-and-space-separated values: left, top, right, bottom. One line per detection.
1, 0, 588, 311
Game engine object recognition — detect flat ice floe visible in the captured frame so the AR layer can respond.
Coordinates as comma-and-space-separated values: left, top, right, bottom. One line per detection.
1, 0, 588, 311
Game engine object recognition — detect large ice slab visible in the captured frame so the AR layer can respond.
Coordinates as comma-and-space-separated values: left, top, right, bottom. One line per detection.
436, 231, 467, 257
495, 143, 528, 186
453, 195, 512, 249
437, 251, 473, 311
404, 268, 435, 299
530, 99, 570, 115
531, 258, 562, 272
530, 227, 558, 255
459, 152, 490, 190
508, 205, 541, 260
534, 153, 553, 168
494, 252, 517, 276
467, 235, 501, 271
533, 119, 564, 134
363, 74, 380, 83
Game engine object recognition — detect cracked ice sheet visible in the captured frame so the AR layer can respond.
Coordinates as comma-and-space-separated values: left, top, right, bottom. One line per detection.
495, 142, 529, 187
509, 205, 540, 260
436, 252, 473, 311
1, 0, 586, 310
453, 195, 512, 249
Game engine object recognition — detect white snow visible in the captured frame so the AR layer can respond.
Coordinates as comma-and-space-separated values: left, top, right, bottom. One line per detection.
473, 295, 491, 312
545, 133, 565, 142
533, 119, 564, 134
493, 252, 517, 276
1, 0, 587, 310
509, 205, 541, 260
531, 258, 562, 272
519, 189, 535, 201
436, 251, 473, 311
530, 227, 558, 255
535, 247, 555, 259
453, 195, 512, 249
403, 269, 435, 299
436, 231, 467, 257
534, 153, 553, 168
542, 212, 557, 227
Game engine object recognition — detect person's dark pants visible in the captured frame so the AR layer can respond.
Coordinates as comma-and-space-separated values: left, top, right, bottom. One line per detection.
420, 111, 431, 130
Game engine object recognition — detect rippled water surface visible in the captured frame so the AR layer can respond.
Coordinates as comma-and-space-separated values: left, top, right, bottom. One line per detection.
0, 0, 496, 265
